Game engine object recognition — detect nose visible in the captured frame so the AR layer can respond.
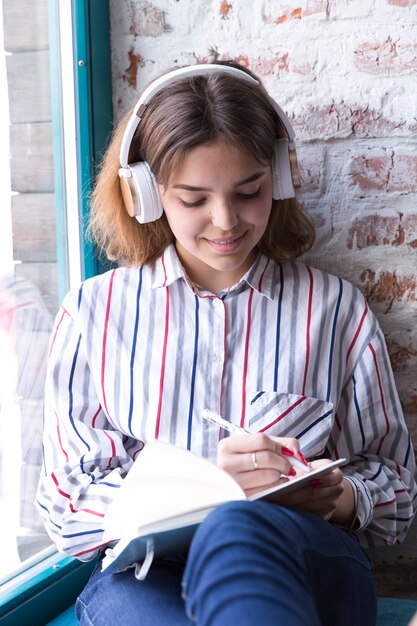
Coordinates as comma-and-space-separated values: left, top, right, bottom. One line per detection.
210, 199, 238, 231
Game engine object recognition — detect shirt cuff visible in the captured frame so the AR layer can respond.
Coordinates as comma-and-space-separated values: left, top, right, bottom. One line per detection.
344, 475, 373, 531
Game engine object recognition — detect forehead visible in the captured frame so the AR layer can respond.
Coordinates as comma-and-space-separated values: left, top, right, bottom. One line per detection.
167, 140, 269, 186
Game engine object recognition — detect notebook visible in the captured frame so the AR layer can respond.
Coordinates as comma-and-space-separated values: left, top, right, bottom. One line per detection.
101, 440, 345, 579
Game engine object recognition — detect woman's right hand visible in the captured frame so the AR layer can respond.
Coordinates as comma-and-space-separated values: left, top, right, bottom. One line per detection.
217, 432, 303, 498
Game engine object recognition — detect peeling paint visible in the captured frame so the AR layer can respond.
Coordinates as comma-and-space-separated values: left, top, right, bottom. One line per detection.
219, 0, 232, 18
122, 48, 144, 89
347, 214, 417, 250
358, 270, 417, 309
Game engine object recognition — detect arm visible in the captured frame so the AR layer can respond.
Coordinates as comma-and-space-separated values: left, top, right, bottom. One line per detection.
35, 288, 142, 560
217, 323, 416, 543
329, 325, 416, 545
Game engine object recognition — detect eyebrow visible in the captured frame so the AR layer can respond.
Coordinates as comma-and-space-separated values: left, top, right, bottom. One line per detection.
172, 171, 266, 192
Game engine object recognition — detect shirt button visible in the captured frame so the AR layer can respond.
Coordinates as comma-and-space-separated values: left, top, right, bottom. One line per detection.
212, 298, 221, 307
211, 353, 221, 363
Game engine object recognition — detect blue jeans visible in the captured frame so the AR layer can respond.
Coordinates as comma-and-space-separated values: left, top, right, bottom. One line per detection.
76, 501, 377, 625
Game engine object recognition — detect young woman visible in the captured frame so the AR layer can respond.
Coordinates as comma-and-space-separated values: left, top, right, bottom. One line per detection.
36, 60, 417, 626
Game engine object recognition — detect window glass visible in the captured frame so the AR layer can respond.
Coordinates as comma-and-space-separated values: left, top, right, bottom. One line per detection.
0, 0, 66, 580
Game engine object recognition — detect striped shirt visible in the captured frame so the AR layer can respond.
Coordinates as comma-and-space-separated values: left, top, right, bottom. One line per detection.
36, 244, 417, 559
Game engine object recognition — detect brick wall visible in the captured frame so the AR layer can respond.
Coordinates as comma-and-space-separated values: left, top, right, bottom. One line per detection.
109, 0, 417, 596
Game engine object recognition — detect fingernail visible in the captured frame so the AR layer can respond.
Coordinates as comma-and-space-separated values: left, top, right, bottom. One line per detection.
288, 467, 296, 476
281, 446, 294, 457
309, 478, 323, 487
298, 451, 309, 466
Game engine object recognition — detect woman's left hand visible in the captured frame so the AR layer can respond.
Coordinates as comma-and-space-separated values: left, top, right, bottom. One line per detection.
271, 458, 356, 525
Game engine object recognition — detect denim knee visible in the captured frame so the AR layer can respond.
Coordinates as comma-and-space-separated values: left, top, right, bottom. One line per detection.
182, 501, 376, 626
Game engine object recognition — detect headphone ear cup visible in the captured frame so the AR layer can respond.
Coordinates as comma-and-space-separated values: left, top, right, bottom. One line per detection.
119, 161, 163, 223
271, 139, 299, 200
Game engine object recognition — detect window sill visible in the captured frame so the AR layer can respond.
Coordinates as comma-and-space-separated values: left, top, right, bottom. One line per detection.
0, 548, 95, 626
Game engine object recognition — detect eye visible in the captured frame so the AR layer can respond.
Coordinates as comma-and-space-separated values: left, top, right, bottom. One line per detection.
178, 198, 205, 208
237, 189, 261, 200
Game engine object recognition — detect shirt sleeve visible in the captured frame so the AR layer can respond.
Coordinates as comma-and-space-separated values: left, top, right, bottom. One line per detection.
334, 323, 417, 547
35, 287, 143, 560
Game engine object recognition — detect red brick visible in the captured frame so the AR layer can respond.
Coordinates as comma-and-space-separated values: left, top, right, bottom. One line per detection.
122, 49, 144, 89
219, 0, 232, 18
350, 154, 417, 193
388, 0, 417, 6
358, 270, 417, 304
292, 104, 412, 140
292, 103, 348, 138
273, 1, 327, 22
233, 54, 250, 68
274, 7, 302, 23
128, 2, 172, 38
347, 214, 417, 249
354, 36, 417, 75
252, 58, 281, 76
386, 340, 417, 374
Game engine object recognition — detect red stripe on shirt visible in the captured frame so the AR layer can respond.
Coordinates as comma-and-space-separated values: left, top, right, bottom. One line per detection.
91, 406, 102, 428
259, 395, 307, 431
55, 411, 69, 463
346, 302, 368, 365
369, 342, 390, 454
374, 498, 396, 508
302, 266, 313, 395
49, 308, 69, 357
240, 288, 254, 427
69, 503, 105, 517
155, 284, 170, 439
103, 430, 117, 471
101, 270, 116, 416
74, 541, 109, 557
219, 299, 228, 415
52, 472, 104, 517
51, 472, 71, 499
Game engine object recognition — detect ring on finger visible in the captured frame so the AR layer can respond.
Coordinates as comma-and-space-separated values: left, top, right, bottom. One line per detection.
251, 451, 259, 470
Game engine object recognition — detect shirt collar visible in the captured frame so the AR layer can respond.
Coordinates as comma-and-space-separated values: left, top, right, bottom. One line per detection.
241, 253, 275, 300
151, 244, 186, 289
152, 244, 275, 300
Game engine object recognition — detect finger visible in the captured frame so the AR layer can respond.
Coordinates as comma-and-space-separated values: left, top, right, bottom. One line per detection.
218, 432, 280, 454
219, 448, 294, 475
307, 468, 344, 488
269, 436, 301, 456
218, 434, 305, 472
234, 468, 284, 491
274, 483, 344, 511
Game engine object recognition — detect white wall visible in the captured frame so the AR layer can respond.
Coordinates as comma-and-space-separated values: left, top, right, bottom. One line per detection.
108, 0, 417, 591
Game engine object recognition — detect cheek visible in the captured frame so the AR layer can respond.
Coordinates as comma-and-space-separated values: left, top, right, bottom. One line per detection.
243, 202, 272, 227
165, 211, 199, 240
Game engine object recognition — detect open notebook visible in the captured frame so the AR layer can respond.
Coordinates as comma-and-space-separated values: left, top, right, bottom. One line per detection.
101, 440, 345, 579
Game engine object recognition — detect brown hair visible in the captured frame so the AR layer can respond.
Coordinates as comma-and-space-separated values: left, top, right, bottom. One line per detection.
89, 60, 314, 266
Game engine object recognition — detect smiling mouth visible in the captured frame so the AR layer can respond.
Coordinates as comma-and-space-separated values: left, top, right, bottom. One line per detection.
208, 234, 244, 245
204, 233, 246, 252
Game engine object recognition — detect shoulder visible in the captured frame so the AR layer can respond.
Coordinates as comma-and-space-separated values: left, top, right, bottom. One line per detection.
277, 260, 365, 301
60, 264, 155, 318
276, 260, 377, 331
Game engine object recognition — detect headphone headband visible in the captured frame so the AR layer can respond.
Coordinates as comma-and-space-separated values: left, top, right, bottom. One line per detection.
119, 64, 295, 168
118, 63, 300, 223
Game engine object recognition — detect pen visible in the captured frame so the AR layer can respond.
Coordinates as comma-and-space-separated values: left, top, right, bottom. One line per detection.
202, 408, 310, 472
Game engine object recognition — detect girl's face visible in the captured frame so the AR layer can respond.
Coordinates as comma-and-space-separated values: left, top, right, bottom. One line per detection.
160, 140, 273, 292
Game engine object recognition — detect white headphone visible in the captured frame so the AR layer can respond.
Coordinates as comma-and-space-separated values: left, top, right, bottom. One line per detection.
118, 64, 300, 224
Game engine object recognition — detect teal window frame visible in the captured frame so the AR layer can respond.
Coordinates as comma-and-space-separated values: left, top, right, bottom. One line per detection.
0, 0, 112, 622
73, 0, 113, 279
